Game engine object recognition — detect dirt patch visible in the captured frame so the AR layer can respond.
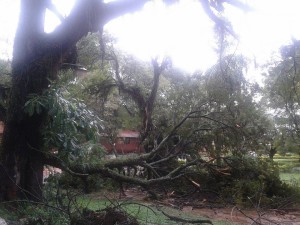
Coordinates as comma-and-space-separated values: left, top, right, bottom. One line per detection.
181, 206, 300, 225
107, 188, 300, 225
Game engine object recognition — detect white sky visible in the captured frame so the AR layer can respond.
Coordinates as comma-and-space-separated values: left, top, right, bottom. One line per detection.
1, 0, 300, 75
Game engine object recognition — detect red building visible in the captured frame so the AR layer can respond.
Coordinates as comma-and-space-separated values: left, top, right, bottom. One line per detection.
0, 121, 4, 143
101, 130, 144, 154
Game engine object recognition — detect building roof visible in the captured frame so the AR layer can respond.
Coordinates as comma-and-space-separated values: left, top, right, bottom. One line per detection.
118, 130, 140, 138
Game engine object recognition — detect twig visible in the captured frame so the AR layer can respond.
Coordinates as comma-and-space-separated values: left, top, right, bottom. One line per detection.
231, 206, 263, 225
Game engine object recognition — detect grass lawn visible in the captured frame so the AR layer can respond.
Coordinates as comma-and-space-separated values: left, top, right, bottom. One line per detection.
280, 173, 300, 187
77, 195, 233, 225
275, 159, 300, 166
0, 194, 233, 225
274, 157, 300, 187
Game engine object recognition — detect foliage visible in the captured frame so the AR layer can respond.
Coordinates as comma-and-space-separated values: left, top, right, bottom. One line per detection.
263, 40, 300, 157
56, 172, 112, 193
152, 55, 271, 160
215, 156, 297, 207
1, 176, 220, 225
155, 155, 299, 208
81, 40, 272, 159
24, 71, 104, 161
60, 34, 294, 208
22, 205, 69, 225
0, 183, 70, 225
204, 55, 268, 154
0, 59, 11, 120
2, 0, 299, 214
29, 33, 299, 212
0, 58, 10, 72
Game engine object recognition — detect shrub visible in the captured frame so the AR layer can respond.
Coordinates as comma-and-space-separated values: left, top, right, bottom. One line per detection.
47, 172, 106, 194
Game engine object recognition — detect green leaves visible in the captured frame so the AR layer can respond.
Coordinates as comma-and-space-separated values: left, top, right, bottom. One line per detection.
24, 74, 104, 161
24, 94, 47, 116
263, 41, 300, 155
47, 90, 102, 158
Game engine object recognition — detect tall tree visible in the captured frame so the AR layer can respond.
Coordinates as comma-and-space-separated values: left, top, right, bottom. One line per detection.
263, 40, 300, 158
163, 55, 270, 159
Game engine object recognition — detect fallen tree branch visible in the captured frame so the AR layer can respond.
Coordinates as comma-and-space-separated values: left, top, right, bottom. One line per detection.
158, 207, 213, 224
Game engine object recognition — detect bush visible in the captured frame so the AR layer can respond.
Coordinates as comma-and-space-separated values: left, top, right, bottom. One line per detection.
0, 201, 70, 225
47, 171, 121, 194
22, 205, 69, 225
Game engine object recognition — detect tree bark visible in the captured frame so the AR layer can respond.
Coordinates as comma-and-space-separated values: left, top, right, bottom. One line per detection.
1, 0, 49, 201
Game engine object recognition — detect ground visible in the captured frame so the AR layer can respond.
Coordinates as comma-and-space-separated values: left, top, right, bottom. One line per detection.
87, 188, 300, 225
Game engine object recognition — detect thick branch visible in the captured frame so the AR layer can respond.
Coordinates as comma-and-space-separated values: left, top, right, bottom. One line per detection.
158, 208, 213, 224
147, 57, 169, 111
103, 0, 149, 24
200, 0, 237, 38
43, 152, 203, 188
42, 111, 233, 179
46, 0, 64, 21
45, 0, 150, 65
111, 52, 146, 109
141, 58, 170, 138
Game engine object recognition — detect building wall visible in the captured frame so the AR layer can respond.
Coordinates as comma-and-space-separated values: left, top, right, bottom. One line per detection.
101, 130, 144, 154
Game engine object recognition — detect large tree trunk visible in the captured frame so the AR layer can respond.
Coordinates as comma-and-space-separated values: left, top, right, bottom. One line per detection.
0, 0, 149, 201
1, 0, 52, 201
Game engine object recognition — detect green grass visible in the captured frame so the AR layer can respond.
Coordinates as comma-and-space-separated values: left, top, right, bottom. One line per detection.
274, 157, 300, 187
77, 195, 233, 225
274, 158, 299, 163
274, 158, 300, 168
280, 173, 300, 187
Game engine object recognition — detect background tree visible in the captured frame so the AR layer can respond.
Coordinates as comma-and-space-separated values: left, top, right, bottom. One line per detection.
82, 32, 273, 161
205, 55, 268, 154
263, 40, 300, 159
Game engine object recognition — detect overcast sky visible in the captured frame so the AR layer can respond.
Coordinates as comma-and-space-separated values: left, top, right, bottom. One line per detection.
1, 0, 300, 74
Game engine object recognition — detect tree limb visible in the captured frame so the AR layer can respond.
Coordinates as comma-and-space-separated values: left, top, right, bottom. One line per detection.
46, 0, 65, 21
158, 207, 213, 224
